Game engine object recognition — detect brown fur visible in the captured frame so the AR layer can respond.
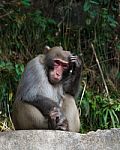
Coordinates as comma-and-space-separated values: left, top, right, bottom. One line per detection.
12, 95, 80, 132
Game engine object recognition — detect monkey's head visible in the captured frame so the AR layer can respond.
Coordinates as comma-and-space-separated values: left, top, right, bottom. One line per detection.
44, 46, 71, 84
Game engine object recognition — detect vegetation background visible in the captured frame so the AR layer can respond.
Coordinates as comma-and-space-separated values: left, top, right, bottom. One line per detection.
0, 0, 120, 132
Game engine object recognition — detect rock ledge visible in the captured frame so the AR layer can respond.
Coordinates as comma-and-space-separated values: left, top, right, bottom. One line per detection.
0, 128, 120, 150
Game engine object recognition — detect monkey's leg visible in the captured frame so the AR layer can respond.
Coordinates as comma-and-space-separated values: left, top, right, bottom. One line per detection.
62, 94, 80, 132
12, 100, 48, 130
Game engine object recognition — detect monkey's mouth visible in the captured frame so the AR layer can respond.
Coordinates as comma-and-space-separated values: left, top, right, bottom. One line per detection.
50, 76, 62, 84
53, 76, 62, 82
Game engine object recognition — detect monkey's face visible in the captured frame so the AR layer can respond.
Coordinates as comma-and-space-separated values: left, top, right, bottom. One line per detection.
48, 58, 69, 84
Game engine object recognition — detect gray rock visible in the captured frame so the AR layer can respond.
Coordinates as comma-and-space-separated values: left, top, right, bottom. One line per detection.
0, 128, 120, 150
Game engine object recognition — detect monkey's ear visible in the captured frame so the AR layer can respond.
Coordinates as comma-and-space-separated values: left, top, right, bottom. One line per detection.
44, 46, 51, 54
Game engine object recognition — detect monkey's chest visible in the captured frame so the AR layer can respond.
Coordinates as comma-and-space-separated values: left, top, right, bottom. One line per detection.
38, 84, 63, 104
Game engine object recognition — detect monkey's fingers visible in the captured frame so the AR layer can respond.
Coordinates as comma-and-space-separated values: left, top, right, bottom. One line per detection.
49, 107, 61, 127
48, 111, 59, 129
70, 55, 82, 69
56, 125, 68, 131
49, 111, 60, 120
56, 118, 69, 131
69, 56, 77, 62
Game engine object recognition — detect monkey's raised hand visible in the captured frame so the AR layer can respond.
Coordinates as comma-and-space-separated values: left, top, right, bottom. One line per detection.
69, 55, 82, 71
48, 107, 69, 131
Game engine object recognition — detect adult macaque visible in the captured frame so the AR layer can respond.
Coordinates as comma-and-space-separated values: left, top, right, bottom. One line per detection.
12, 46, 82, 132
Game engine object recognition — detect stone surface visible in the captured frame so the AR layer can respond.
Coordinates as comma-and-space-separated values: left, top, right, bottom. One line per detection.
0, 128, 120, 150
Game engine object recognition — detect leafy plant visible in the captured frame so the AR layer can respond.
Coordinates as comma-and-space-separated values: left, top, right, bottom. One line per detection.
79, 90, 120, 133
0, 60, 24, 131
21, 0, 31, 7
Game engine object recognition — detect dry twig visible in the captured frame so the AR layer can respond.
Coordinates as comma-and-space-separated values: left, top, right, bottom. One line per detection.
91, 43, 109, 97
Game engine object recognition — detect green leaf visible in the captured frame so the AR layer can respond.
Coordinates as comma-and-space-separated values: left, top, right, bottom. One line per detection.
20, 64, 24, 73
107, 15, 118, 28
83, 1, 91, 12
21, 0, 31, 7
104, 109, 109, 125
0, 60, 5, 68
15, 64, 24, 76
116, 43, 120, 51
47, 19, 56, 25
111, 109, 119, 125
90, 11, 98, 18
115, 104, 120, 111
116, 72, 120, 79
90, 0, 99, 5
109, 109, 115, 128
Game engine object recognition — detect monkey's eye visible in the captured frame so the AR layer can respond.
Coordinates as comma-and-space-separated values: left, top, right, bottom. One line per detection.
62, 63, 69, 69
54, 59, 69, 69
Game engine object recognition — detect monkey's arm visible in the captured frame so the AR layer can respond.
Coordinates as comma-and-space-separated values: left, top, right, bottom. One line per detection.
22, 95, 69, 130
22, 95, 59, 117
63, 56, 82, 98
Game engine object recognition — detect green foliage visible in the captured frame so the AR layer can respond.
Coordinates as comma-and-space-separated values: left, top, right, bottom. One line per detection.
81, 0, 120, 94
80, 91, 120, 133
0, 60, 24, 116
84, 0, 118, 28
0, 2, 58, 60
21, 0, 31, 7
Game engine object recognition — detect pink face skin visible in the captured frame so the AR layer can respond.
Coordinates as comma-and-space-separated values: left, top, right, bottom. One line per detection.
49, 59, 69, 84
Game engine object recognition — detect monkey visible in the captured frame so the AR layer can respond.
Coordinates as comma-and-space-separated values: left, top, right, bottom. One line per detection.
12, 46, 82, 132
